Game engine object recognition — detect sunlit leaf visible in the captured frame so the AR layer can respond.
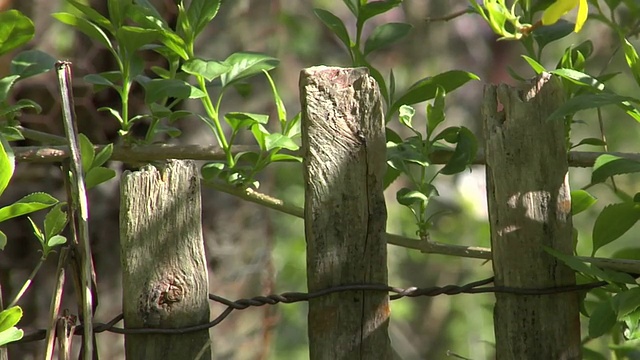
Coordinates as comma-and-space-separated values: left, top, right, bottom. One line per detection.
0, 10, 34, 56
0, 135, 15, 196
221, 52, 279, 89
592, 154, 640, 184
571, 190, 596, 215
182, 58, 230, 81
389, 70, 479, 118
0, 192, 58, 222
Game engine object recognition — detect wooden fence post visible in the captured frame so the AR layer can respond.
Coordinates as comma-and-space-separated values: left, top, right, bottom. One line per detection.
300, 66, 391, 359
120, 160, 211, 359
483, 74, 581, 359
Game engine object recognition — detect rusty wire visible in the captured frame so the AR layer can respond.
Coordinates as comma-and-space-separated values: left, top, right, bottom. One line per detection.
14, 276, 607, 343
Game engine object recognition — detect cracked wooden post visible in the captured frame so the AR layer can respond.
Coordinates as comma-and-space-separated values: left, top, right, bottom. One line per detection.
483, 74, 581, 359
300, 66, 391, 360
120, 160, 210, 359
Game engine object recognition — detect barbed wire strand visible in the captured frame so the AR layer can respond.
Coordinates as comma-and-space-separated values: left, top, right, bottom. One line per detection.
14, 276, 607, 343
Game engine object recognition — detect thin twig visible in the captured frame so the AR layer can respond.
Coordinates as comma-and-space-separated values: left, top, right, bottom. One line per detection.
56, 61, 94, 360
7, 257, 45, 308
207, 183, 640, 274
425, 8, 471, 22
45, 248, 70, 360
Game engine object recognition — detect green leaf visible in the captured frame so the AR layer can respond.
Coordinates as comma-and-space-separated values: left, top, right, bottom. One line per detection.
182, 58, 230, 81
265, 133, 298, 151
0, 306, 22, 332
0, 126, 23, 141
589, 299, 617, 338
622, 38, 640, 88
221, 52, 279, 89
359, 0, 402, 24
90, 144, 112, 169
342, 0, 360, 17
551, 69, 605, 91
571, 137, 606, 148
0, 99, 41, 120
613, 288, 640, 319
85, 167, 116, 189
0, 326, 23, 346
84, 72, 120, 92
389, 70, 479, 118
224, 112, 269, 133
78, 133, 95, 172
314, 9, 351, 50
107, 0, 126, 28
27, 216, 44, 243
521, 55, 546, 74
0, 10, 34, 56
611, 247, 640, 260
532, 19, 573, 50
201, 162, 225, 181
251, 123, 268, 151
547, 93, 640, 121
67, 0, 113, 32
426, 86, 446, 138
187, 0, 221, 37
143, 79, 206, 104
10, 50, 56, 79
396, 187, 429, 207
543, 246, 609, 280
387, 137, 429, 167
44, 203, 67, 240
53, 13, 113, 51
440, 127, 477, 175
0, 75, 20, 103
263, 70, 287, 128
116, 26, 160, 55
592, 202, 640, 256
0, 135, 15, 196
270, 153, 302, 162
0, 230, 6, 250
0, 192, 58, 223
46, 234, 67, 248
398, 105, 418, 134
571, 190, 596, 215
364, 22, 412, 56
592, 154, 640, 184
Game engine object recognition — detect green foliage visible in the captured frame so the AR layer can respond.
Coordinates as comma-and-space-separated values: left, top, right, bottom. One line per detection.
78, 134, 116, 189
0, 10, 34, 56
0, 306, 23, 346
54, 0, 300, 189
28, 202, 68, 258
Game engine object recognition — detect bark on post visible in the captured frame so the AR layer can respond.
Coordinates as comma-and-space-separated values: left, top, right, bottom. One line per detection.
483, 74, 581, 359
120, 160, 210, 359
300, 66, 391, 360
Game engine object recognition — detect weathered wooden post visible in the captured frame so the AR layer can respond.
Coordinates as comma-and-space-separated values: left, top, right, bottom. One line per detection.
300, 66, 391, 359
120, 160, 211, 359
483, 74, 581, 359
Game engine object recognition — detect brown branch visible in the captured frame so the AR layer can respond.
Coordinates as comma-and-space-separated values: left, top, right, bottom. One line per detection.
12, 144, 640, 168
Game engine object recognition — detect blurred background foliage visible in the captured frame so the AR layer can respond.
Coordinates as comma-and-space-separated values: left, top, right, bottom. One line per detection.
1, 0, 639, 359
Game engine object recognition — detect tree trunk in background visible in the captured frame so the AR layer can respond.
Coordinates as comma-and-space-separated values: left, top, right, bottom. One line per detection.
483, 74, 581, 359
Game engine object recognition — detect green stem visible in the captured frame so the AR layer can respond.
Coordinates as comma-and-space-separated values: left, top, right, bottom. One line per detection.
7, 256, 45, 308
196, 75, 233, 167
